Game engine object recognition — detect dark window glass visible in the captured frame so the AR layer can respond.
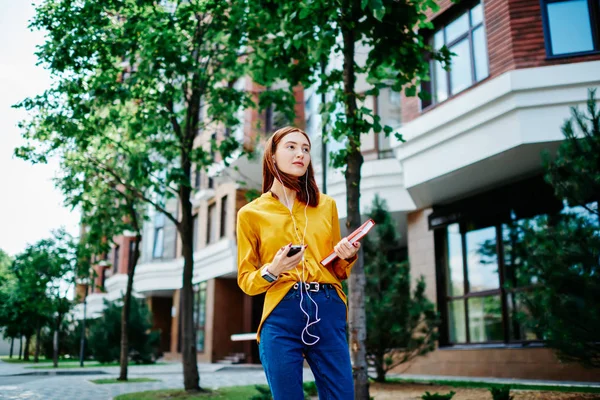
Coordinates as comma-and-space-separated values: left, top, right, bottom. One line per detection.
220, 196, 228, 238
194, 282, 207, 352
207, 203, 217, 244
113, 245, 120, 274
192, 214, 199, 252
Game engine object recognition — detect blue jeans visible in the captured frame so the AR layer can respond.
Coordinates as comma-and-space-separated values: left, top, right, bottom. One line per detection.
259, 283, 354, 400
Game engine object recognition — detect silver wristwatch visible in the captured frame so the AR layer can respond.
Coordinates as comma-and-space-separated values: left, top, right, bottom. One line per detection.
261, 266, 278, 283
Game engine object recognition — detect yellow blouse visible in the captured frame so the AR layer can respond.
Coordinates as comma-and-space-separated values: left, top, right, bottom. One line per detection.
236, 192, 357, 342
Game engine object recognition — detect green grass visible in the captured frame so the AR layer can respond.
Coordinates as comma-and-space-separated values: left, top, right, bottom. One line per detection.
1, 356, 60, 364
114, 386, 264, 400
386, 378, 600, 394
91, 377, 160, 385
27, 361, 167, 369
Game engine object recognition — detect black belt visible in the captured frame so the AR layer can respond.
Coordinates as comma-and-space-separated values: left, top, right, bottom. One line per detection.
292, 282, 334, 292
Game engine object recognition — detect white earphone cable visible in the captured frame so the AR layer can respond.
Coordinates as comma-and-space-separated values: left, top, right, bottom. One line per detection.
273, 165, 321, 346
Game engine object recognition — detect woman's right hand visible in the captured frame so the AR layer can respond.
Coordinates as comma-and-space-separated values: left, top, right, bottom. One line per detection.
269, 243, 306, 276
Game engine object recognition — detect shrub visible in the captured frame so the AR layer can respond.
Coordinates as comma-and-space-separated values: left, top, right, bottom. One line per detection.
489, 385, 513, 400
88, 298, 160, 364
422, 391, 456, 400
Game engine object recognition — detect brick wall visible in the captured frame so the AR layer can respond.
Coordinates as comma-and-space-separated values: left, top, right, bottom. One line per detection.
401, 0, 600, 124
396, 347, 600, 382
407, 209, 437, 305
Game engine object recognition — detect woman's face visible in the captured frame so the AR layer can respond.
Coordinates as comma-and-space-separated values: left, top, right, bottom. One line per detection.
273, 131, 311, 177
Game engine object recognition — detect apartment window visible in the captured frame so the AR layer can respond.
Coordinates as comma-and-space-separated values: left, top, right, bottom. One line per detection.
128, 239, 137, 272
192, 214, 199, 252
113, 245, 120, 274
541, 0, 600, 57
152, 213, 165, 259
194, 282, 207, 352
423, 2, 489, 108
207, 203, 218, 244
194, 165, 201, 190
432, 176, 599, 346
220, 196, 228, 238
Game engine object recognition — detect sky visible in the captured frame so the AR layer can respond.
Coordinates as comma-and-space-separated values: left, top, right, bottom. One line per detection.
0, 1, 80, 256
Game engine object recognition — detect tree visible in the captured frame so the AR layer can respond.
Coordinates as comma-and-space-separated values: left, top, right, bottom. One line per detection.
514, 89, 600, 368
247, 1, 449, 396
88, 298, 160, 364
55, 127, 147, 380
17, 0, 253, 390
362, 196, 438, 382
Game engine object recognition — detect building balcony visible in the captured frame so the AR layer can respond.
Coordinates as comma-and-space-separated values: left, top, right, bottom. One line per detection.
393, 60, 600, 208
103, 238, 238, 297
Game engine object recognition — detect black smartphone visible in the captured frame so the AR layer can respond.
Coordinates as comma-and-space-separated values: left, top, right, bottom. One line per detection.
287, 245, 304, 257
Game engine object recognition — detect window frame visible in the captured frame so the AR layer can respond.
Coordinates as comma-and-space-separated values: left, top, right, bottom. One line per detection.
421, 1, 489, 110
540, 0, 600, 59
437, 198, 599, 347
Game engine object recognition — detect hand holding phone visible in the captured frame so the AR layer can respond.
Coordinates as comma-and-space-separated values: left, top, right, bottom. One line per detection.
286, 245, 304, 257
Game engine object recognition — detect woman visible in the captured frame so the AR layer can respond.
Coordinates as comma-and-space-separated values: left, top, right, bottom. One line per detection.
237, 126, 360, 400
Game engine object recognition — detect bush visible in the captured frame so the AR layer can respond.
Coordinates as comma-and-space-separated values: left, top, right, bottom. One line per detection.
422, 391, 456, 400
88, 298, 160, 364
303, 381, 318, 396
489, 385, 513, 400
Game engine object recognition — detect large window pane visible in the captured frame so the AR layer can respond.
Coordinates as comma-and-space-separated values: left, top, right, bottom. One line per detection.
470, 3, 484, 26
446, 224, 464, 296
434, 61, 449, 103
448, 299, 467, 343
472, 26, 489, 81
507, 292, 542, 342
468, 296, 503, 342
449, 39, 473, 95
465, 226, 500, 292
446, 13, 469, 43
547, 0, 594, 55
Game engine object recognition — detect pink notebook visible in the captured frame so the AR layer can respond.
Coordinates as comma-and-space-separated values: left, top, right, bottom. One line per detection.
320, 219, 376, 266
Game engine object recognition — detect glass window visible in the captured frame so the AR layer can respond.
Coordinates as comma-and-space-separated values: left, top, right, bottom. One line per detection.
152, 228, 164, 259
207, 203, 218, 244
194, 282, 207, 352
545, 0, 595, 56
449, 38, 473, 96
113, 245, 120, 274
448, 299, 467, 343
192, 214, 198, 252
468, 296, 503, 342
446, 224, 464, 297
465, 226, 500, 293
446, 13, 469, 43
472, 26, 489, 81
423, 1, 488, 108
220, 196, 228, 238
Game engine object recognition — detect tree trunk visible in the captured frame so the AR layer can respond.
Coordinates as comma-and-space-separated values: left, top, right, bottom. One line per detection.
34, 322, 41, 363
24, 334, 31, 361
180, 161, 201, 392
53, 318, 59, 368
18, 336, 22, 360
9, 337, 14, 358
118, 234, 141, 381
375, 354, 386, 383
341, 1, 369, 398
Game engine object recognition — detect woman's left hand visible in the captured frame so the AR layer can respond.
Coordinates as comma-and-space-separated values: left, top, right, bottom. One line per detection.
334, 237, 360, 260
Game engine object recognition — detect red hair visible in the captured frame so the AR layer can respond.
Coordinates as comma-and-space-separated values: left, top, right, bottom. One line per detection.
262, 127, 320, 207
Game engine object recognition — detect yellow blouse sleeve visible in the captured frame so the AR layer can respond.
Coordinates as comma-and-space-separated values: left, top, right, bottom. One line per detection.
330, 199, 358, 281
236, 209, 275, 295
